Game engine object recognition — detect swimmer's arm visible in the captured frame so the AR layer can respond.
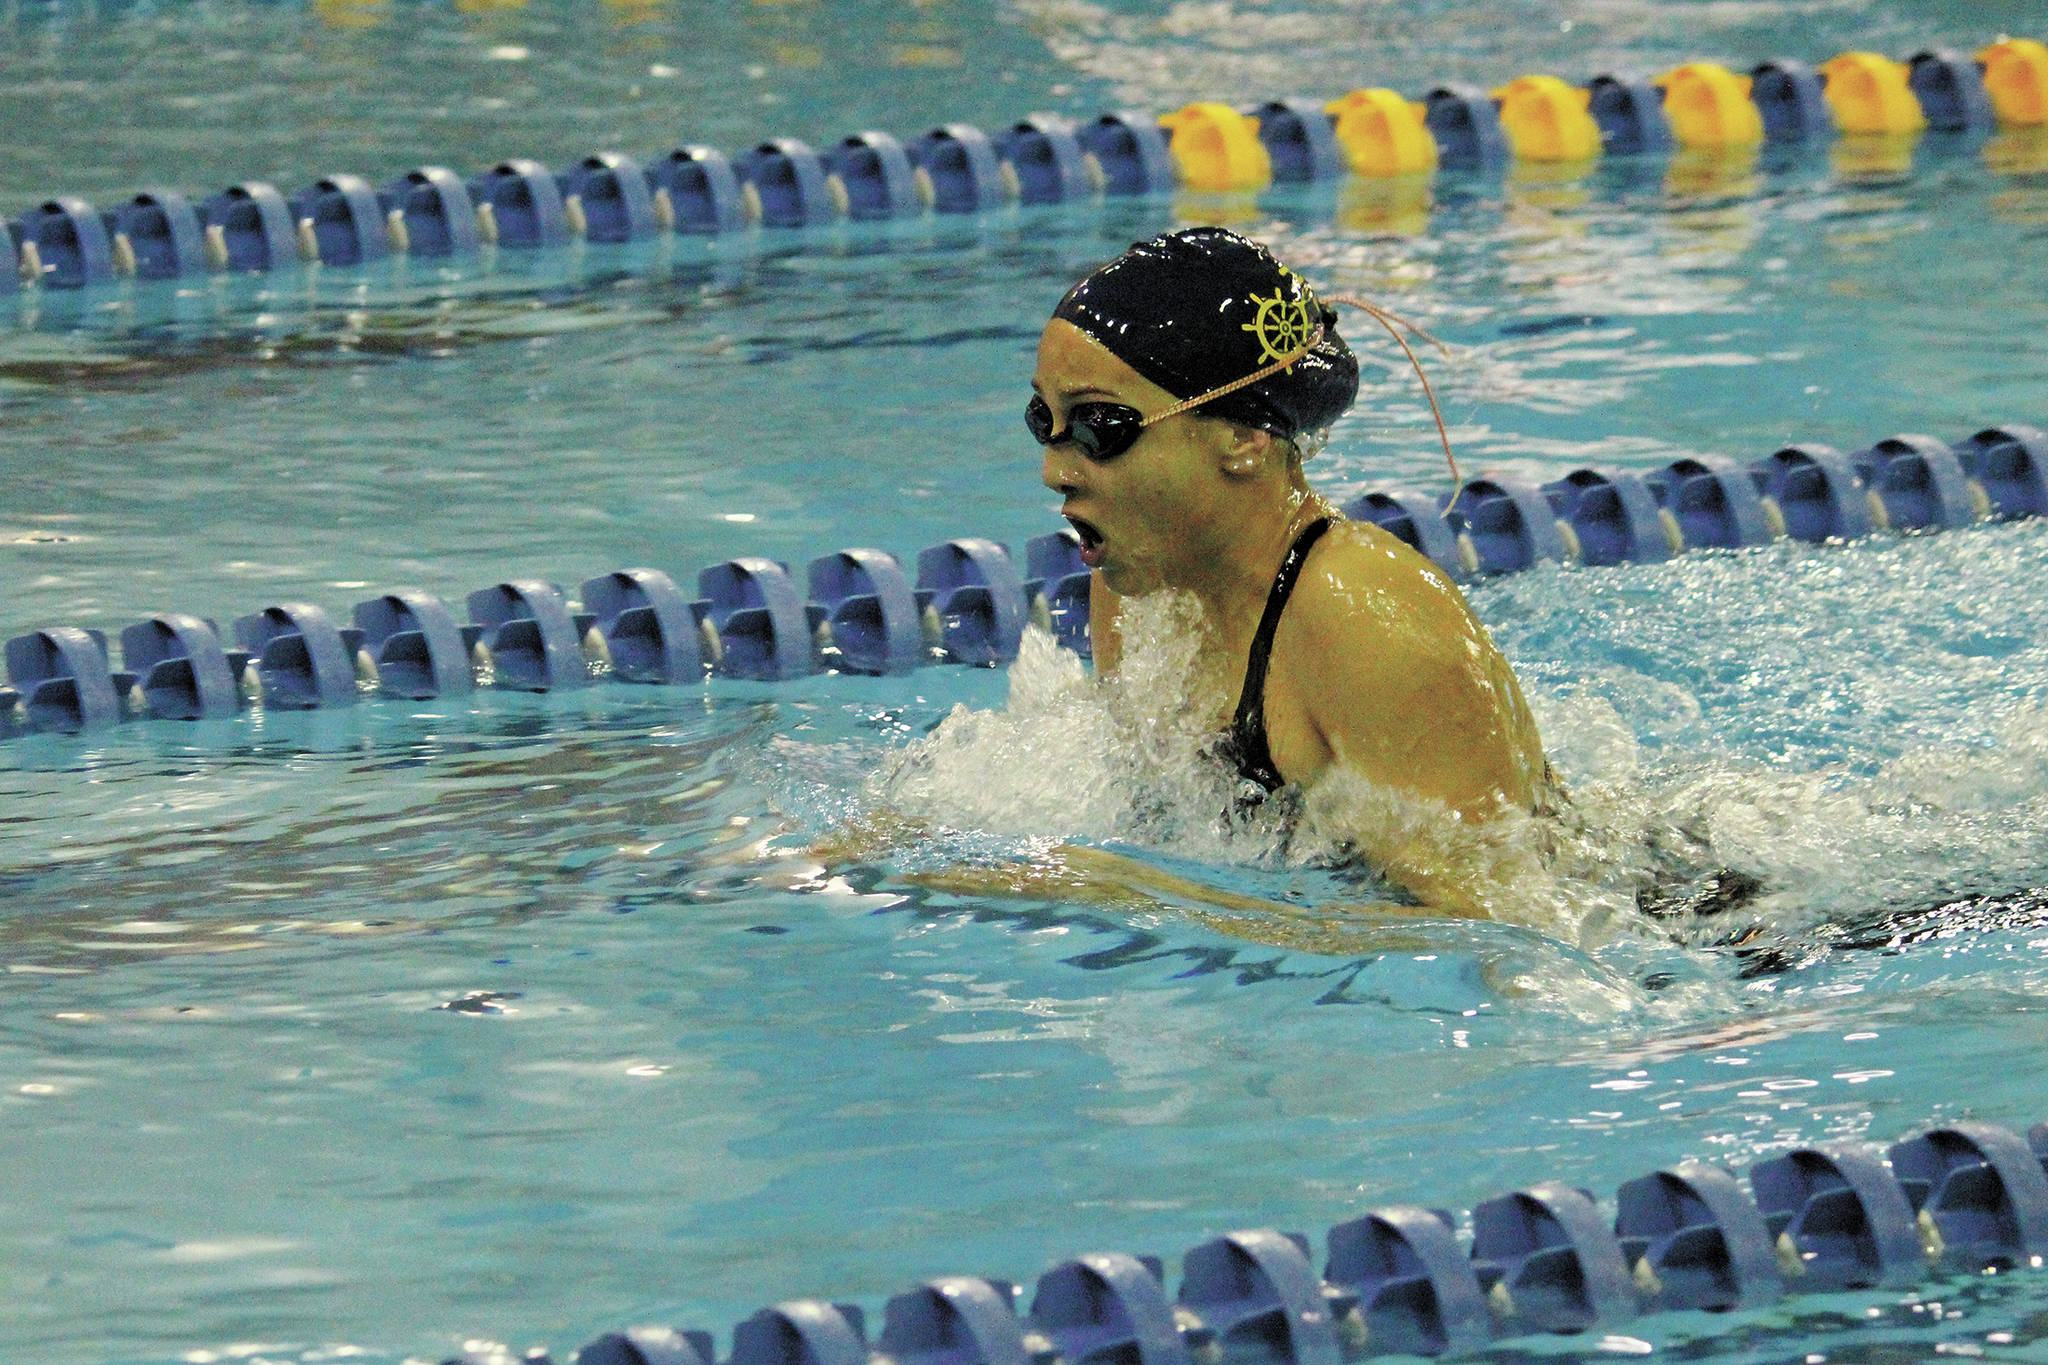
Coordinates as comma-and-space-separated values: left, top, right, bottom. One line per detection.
904, 842, 1483, 923
1288, 543, 1539, 820
1280, 554, 1546, 920
804, 818, 1463, 921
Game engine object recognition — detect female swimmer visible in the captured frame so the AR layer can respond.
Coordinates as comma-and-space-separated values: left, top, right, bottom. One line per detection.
1032, 227, 1550, 829
816, 228, 1561, 927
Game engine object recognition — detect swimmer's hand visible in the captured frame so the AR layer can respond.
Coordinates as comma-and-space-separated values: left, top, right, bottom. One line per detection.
801, 809, 936, 867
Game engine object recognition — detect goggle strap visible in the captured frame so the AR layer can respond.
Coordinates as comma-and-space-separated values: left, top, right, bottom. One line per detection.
1138, 322, 1328, 429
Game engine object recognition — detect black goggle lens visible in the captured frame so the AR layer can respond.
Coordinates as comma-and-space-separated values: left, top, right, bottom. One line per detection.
1025, 395, 1146, 462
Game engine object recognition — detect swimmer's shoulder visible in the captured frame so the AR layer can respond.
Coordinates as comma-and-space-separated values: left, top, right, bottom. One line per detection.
1289, 516, 1486, 652
1283, 516, 1548, 815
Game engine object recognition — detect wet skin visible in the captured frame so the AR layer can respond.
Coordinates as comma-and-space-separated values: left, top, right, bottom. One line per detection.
1033, 317, 1549, 823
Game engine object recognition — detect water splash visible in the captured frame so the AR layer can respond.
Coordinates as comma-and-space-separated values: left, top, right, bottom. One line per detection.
879, 592, 1249, 851
866, 591, 1629, 949
832, 526, 2048, 989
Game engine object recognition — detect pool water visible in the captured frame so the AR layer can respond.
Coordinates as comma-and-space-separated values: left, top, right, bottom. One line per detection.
3, 1, 2048, 1363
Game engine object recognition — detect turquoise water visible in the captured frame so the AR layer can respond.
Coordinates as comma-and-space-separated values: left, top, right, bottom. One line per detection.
3, 2, 2048, 1363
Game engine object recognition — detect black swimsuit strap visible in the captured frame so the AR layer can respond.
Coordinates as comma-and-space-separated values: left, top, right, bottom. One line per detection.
1228, 516, 1333, 793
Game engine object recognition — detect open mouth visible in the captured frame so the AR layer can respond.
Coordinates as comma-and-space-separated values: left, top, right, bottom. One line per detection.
1065, 514, 1105, 566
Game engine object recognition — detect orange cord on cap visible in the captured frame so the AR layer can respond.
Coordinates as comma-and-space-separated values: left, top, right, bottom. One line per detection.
1138, 291, 1462, 514
1328, 294, 1463, 511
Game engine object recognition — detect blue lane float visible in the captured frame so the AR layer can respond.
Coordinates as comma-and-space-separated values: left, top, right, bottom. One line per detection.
1752, 59, 1834, 141
1324, 1207, 1490, 1356
735, 138, 836, 229
1023, 531, 1091, 659
426, 1117, 2048, 1365
650, 146, 749, 235
1752, 443, 1874, 542
1891, 1122, 2048, 1271
917, 538, 1027, 667
1908, 48, 1998, 132
16, 196, 117, 288
879, 1278, 1032, 1365
1440, 475, 1570, 574
120, 614, 240, 721
1470, 1182, 1636, 1335
1538, 467, 1674, 566
8, 417, 2048, 741
697, 558, 814, 682
559, 153, 659, 243
467, 581, 590, 693
290, 174, 389, 267
1614, 1162, 1782, 1312
1075, 112, 1176, 194
354, 591, 475, 700
1252, 98, 1349, 182
730, 1301, 868, 1365
381, 167, 481, 259
200, 181, 300, 270
1180, 1229, 1337, 1365
908, 125, 1010, 214
1643, 454, 1777, 548
825, 133, 922, 221
1750, 1141, 1926, 1290
4, 627, 122, 733
1957, 423, 2048, 518
107, 191, 207, 280
808, 550, 924, 677
994, 118, 1094, 204
233, 602, 359, 711
469, 159, 572, 249
1853, 433, 1980, 530
1422, 85, 1512, 170
1027, 1252, 1185, 1365
1587, 75, 1675, 156
581, 570, 703, 685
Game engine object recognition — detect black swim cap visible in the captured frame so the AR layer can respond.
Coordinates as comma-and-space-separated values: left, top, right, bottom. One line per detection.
1051, 227, 1360, 443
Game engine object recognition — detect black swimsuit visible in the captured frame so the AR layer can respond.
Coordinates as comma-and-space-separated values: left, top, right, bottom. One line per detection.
1219, 516, 1332, 796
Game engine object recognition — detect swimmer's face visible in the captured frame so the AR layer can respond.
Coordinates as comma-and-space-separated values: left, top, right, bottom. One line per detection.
1033, 319, 1247, 597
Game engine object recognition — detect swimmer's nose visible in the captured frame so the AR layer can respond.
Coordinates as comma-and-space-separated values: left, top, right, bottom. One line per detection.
1042, 446, 1083, 495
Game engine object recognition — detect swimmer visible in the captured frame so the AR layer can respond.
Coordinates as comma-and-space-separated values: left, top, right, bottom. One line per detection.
810, 228, 1564, 928
1028, 227, 1552, 912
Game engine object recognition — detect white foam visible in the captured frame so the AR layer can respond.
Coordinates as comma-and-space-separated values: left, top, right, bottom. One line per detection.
873, 592, 1621, 948
826, 527, 2048, 975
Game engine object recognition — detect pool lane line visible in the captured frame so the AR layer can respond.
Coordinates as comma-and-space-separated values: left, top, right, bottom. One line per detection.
448, 1118, 2048, 1365
1, 38, 2043, 300
3, 423, 2044, 742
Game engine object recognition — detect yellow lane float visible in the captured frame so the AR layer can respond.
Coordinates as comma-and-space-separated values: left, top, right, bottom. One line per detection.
1657, 63, 1766, 147
1979, 38, 2048, 125
1818, 52, 1928, 134
1492, 75, 1603, 162
1326, 88, 1438, 177
1159, 103, 1272, 192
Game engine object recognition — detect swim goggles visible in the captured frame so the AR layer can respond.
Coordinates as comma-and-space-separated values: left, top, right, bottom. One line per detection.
1027, 321, 1326, 462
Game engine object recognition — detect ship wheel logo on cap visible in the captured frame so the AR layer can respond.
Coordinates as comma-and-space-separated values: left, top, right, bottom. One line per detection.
1241, 280, 1318, 366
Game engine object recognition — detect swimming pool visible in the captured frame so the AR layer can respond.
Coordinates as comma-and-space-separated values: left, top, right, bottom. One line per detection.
4, 0, 2048, 1361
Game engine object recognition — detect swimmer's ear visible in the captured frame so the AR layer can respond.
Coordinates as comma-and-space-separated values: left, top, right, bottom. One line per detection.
1219, 423, 1278, 477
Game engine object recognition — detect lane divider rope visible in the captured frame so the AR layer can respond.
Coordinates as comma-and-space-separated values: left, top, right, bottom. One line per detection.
453, 1118, 2048, 1365
5, 420, 2042, 742
3, 39, 2043, 296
